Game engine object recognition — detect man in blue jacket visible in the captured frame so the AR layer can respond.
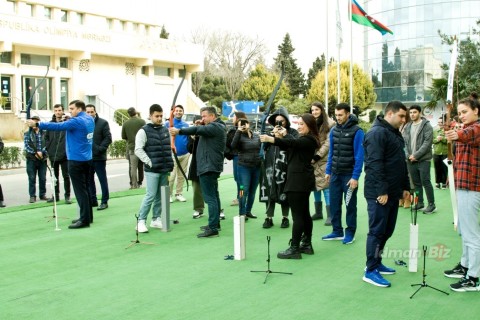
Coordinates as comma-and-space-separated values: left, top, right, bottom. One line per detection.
27, 100, 94, 229
362, 101, 410, 287
165, 105, 190, 203
323, 103, 364, 244
169, 106, 226, 238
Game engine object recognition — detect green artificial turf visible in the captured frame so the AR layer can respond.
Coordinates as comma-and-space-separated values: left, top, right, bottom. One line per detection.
0, 173, 477, 320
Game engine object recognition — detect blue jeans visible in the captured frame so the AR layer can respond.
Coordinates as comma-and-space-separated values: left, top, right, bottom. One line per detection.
138, 171, 169, 221
365, 197, 399, 271
199, 172, 221, 231
88, 160, 110, 204
457, 190, 480, 278
313, 188, 330, 205
329, 173, 358, 235
26, 158, 47, 198
237, 165, 260, 215
233, 155, 240, 198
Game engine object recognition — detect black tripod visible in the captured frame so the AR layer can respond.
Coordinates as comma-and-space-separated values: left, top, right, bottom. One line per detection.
251, 236, 292, 284
410, 245, 449, 299
125, 214, 155, 249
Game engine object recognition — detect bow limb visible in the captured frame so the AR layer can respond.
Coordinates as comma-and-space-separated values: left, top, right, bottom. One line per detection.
445, 38, 458, 230
259, 62, 285, 158
26, 65, 49, 135
170, 65, 189, 191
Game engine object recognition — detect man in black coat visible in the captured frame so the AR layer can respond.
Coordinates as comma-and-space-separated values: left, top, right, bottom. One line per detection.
45, 104, 72, 204
362, 101, 410, 288
86, 104, 112, 210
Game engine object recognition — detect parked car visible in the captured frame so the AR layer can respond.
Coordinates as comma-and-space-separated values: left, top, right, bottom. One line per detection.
182, 113, 198, 126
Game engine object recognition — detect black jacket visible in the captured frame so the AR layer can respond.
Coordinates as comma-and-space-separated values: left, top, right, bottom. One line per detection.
92, 115, 112, 161
363, 116, 410, 200
45, 117, 67, 161
273, 134, 317, 193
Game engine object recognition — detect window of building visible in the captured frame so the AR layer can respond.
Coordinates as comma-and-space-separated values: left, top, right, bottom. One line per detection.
60, 79, 69, 108
0, 52, 12, 64
141, 66, 149, 75
154, 67, 171, 77
73, 12, 84, 24
6, 0, 16, 13
20, 54, 50, 67
59, 57, 68, 68
178, 68, 186, 78
26, 3, 33, 16
44, 7, 52, 19
106, 18, 113, 29
60, 10, 68, 22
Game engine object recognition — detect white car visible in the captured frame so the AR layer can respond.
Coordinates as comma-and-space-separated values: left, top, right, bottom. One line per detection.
289, 114, 299, 129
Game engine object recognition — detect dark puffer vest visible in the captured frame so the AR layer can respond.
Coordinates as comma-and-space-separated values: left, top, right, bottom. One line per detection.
331, 116, 360, 175
142, 124, 174, 173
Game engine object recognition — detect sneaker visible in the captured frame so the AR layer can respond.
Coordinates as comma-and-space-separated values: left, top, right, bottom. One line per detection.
230, 198, 239, 206
322, 232, 344, 241
150, 217, 163, 229
136, 219, 148, 233
413, 203, 425, 211
197, 227, 219, 238
342, 234, 355, 244
65, 197, 72, 204
169, 196, 173, 203
192, 211, 204, 219
280, 217, 290, 228
377, 264, 396, 275
423, 203, 436, 214
444, 262, 468, 279
39, 195, 48, 201
450, 276, 480, 292
363, 269, 391, 287
175, 194, 187, 202
220, 209, 225, 220
263, 218, 274, 229
29, 196, 36, 203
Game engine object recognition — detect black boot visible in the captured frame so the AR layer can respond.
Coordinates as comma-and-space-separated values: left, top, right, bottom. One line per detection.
277, 240, 302, 259
311, 201, 323, 220
299, 235, 314, 255
324, 205, 332, 226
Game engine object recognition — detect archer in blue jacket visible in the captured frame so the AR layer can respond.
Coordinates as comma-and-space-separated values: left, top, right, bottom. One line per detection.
28, 100, 94, 229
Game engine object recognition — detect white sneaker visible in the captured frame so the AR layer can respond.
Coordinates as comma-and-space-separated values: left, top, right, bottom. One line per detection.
192, 211, 203, 219
136, 219, 148, 233
220, 209, 225, 220
175, 194, 187, 202
150, 217, 163, 229
169, 196, 173, 203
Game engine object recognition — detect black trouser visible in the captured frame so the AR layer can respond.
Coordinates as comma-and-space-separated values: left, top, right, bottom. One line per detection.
0, 184, 4, 201
433, 154, 448, 185
69, 160, 93, 224
52, 159, 71, 199
287, 191, 312, 246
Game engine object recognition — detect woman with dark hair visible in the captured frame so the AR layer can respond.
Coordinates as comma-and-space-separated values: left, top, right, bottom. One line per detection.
260, 113, 320, 259
225, 111, 247, 207
310, 102, 335, 225
444, 96, 480, 292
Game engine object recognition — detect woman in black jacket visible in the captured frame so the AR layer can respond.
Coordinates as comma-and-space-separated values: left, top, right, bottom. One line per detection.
260, 114, 320, 259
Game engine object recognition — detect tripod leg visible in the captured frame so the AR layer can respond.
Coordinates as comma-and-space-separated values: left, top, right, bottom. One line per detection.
410, 285, 423, 299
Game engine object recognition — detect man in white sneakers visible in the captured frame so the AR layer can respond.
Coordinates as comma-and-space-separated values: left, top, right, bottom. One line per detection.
134, 104, 174, 232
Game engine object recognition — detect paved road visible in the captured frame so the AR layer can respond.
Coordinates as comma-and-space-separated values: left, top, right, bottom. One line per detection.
0, 158, 233, 208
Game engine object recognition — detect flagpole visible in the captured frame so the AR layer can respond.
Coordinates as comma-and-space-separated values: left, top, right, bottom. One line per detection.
336, 0, 341, 104
325, 0, 329, 113
349, 0, 353, 113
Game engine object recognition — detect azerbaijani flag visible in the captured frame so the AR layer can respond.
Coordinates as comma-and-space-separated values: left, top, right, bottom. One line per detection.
351, 0, 393, 35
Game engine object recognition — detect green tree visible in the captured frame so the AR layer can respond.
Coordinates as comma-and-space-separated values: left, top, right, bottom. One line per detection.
198, 75, 229, 108
274, 33, 306, 98
276, 97, 309, 115
436, 20, 480, 104
238, 64, 290, 109
307, 61, 376, 115
159, 25, 169, 39
306, 54, 326, 92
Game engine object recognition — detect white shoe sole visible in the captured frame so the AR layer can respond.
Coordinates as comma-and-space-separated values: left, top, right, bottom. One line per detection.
362, 276, 391, 287
322, 237, 344, 241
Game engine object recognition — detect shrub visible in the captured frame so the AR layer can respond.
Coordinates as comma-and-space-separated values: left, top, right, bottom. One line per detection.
0, 146, 24, 169
108, 140, 127, 159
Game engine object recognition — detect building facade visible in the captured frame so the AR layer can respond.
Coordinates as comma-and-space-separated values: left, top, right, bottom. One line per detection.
0, 0, 204, 139
362, 0, 479, 110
